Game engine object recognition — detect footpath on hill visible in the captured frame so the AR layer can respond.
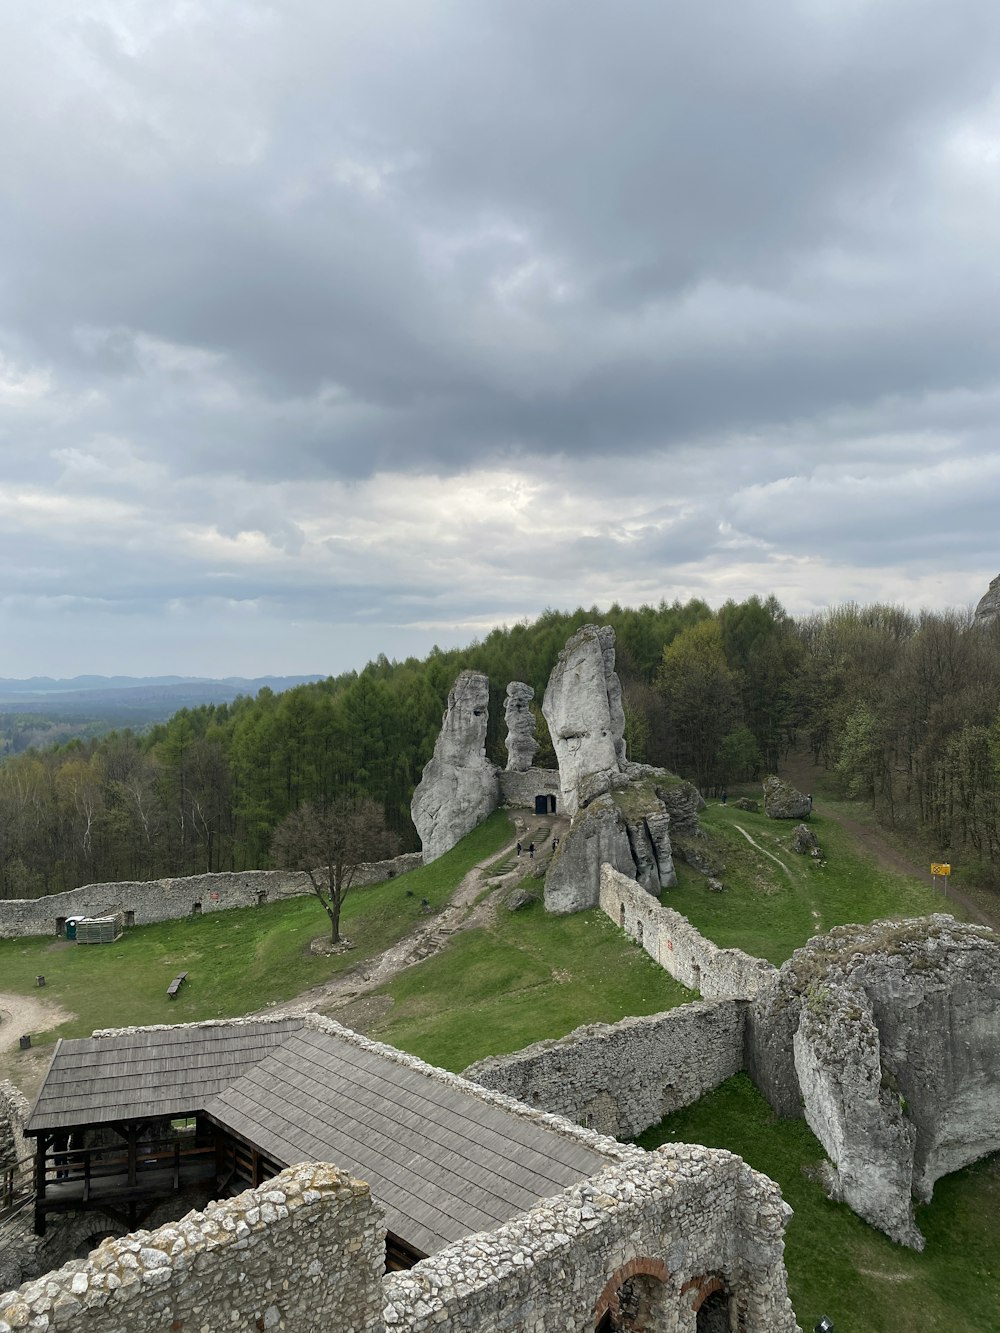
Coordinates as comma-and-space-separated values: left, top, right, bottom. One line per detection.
781, 753, 1000, 932
260, 811, 569, 1025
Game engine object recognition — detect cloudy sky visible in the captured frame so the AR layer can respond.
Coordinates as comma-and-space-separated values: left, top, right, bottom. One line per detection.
3, 1, 999, 677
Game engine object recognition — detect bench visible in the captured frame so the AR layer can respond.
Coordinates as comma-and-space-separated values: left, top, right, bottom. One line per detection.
167, 972, 188, 999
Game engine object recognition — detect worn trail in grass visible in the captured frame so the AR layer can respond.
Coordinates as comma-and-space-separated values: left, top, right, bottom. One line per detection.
671, 801, 948, 965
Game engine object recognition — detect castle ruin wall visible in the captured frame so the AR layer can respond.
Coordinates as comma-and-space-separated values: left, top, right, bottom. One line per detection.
498, 768, 561, 810
464, 1002, 746, 1139
0, 853, 422, 940
0, 1163, 385, 1333
600, 865, 777, 999
383, 1145, 799, 1333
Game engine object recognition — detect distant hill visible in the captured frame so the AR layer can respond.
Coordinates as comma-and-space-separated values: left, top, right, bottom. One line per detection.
0, 675, 325, 751
0, 674, 323, 702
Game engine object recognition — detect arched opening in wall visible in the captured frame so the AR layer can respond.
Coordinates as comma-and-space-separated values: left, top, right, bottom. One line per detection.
191, 902, 202, 916
535, 794, 548, 815
55, 917, 66, 937
636, 920, 644, 945
691, 962, 701, 993
125, 910, 135, 928
594, 1260, 672, 1331
695, 1287, 731, 1332
548, 794, 557, 813
257, 890, 268, 905
75, 1230, 122, 1260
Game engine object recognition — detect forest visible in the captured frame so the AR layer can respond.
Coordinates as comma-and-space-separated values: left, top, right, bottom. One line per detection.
2, 596, 999, 899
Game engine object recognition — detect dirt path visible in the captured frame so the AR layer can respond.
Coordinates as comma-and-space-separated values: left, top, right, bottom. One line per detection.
260, 813, 568, 1023
781, 753, 1000, 932
732, 823, 794, 878
0, 993, 74, 1055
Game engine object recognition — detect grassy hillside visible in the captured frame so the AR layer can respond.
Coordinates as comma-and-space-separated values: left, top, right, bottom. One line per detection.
671, 800, 949, 964
367, 894, 691, 1070
0, 812, 515, 1048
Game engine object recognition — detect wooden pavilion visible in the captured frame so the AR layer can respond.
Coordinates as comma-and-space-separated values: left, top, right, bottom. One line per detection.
25, 1018, 609, 1268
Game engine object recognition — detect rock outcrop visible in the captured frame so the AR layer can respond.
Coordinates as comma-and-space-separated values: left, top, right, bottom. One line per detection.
544, 779, 680, 914
541, 625, 626, 817
543, 795, 639, 914
791, 824, 821, 857
974, 573, 1000, 624
765, 915, 1000, 1248
503, 682, 538, 772
762, 775, 811, 820
411, 671, 499, 862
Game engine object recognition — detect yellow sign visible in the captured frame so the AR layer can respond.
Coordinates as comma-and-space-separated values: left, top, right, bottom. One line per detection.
930, 863, 951, 877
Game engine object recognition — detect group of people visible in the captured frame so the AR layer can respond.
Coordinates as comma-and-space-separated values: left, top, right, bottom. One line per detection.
515, 836, 560, 860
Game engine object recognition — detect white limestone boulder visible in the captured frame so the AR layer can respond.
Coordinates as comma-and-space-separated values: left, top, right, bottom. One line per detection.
411, 671, 499, 862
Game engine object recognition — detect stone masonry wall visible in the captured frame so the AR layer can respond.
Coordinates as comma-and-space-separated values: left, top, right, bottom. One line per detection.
498, 767, 561, 810
384, 1144, 800, 1333
600, 864, 776, 999
0, 1164, 384, 1333
464, 1002, 746, 1139
0, 1082, 29, 1172
0, 853, 422, 940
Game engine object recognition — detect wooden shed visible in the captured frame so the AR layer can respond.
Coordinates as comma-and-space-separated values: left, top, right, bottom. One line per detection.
73, 913, 125, 944
24, 1018, 610, 1267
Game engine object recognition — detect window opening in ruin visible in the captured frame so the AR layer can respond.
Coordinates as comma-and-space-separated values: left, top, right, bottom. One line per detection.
257, 890, 268, 905
55, 917, 66, 937
620, 903, 626, 927
695, 1288, 731, 1332
125, 910, 135, 928
636, 920, 644, 945
192, 902, 202, 916
692, 962, 701, 993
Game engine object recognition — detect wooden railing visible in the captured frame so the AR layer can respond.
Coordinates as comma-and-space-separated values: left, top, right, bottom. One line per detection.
39, 1140, 215, 1202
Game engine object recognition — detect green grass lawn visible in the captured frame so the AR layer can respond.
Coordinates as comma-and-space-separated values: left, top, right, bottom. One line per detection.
670, 802, 948, 965
639, 1074, 1000, 1333
368, 892, 692, 1071
0, 811, 513, 1049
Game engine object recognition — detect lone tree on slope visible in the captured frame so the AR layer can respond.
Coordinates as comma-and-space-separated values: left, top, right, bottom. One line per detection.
270, 797, 398, 944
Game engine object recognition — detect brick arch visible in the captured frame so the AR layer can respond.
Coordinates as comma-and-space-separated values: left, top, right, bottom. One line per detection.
593, 1255, 670, 1325
682, 1273, 728, 1312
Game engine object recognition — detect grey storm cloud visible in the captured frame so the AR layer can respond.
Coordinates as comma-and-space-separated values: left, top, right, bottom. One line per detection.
1, 0, 999, 674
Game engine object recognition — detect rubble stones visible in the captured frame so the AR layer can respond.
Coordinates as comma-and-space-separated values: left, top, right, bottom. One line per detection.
732, 797, 759, 812
503, 682, 538, 772
791, 824, 821, 856
541, 625, 627, 817
411, 670, 500, 862
762, 775, 811, 820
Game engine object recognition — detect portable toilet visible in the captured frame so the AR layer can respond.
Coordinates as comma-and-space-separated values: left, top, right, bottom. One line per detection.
65, 918, 78, 941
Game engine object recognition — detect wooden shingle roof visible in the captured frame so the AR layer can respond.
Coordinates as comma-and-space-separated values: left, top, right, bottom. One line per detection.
203, 1026, 608, 1256
26, 1019, 305, 1132
27, 1018, 611, 1256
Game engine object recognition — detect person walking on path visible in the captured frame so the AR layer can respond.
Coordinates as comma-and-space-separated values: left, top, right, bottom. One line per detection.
516, 841, 522, 856
529, 842, 535, 858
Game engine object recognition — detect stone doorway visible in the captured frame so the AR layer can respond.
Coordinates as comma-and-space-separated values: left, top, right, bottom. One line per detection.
695, 1288, 730, 1331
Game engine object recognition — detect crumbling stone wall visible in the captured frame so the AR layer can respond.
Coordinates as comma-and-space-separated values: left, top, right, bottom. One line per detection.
465, 1002, 747, 1138
498, 767, 561, 809
0, 1164, 384, 1333
0, 1083, 29, 1171
600, 865, 776, 999
383, 1145, 799, 1333
0, 853, 421, 940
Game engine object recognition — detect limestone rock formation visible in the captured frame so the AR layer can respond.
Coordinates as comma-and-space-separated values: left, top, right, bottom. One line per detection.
543, 795, 638, 913
411, 671, 499, 862
542, 625, 626, 817
732, 797, 759, 813
771, 915, 1000, 1248
791, 824, 821, 857
974, 573, 1000, 624
544, 781, 680, 913
503, 682, 538, 772
762, 775, 811, 820
656, 781, 706, 835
